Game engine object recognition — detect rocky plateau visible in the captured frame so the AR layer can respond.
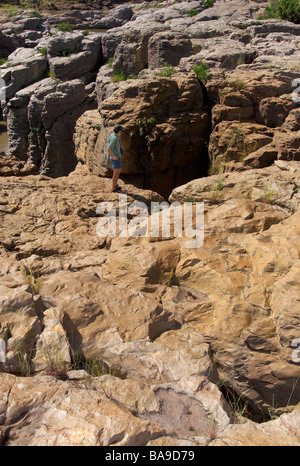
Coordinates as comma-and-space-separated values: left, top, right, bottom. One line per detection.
0, 0, 299, 447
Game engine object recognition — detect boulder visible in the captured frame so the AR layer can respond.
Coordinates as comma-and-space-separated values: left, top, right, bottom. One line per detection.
0, 48, 48, 100
148, 31, 193, 69
0, 372, 230, 446
0, 284, 42, 374
74, 72, 211, 198
211, 406, 300, 446
0, 30, 18, 59
92, 5, 133, 29
40, 32, 103, 80
5, 78, 96, 176
107, 21, 170, 75
205, 68, 300, 171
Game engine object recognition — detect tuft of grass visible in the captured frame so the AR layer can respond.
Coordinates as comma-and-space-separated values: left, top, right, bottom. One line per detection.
112, 70, 126, 82
57, 22, 74, 32
16, 334, 33, 376
37, 46, 47, 57
156, 63, 177, 77
262, 185, 276, 204
39, 336, 69, 380
107, 57, 114, 68
188, 8, 199, 17
24, 267, 43, 295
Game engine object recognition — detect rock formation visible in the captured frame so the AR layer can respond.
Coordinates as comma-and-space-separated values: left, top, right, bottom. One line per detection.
0, 0, 299, 447
75, 72, 211, 198
0, 157, 299, 445
0, 0, 299, 190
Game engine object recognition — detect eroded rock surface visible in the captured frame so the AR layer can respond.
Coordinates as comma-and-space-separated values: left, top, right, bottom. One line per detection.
75, 72, 211, 198
0, 0, 300, 447
0, 159, 299, 445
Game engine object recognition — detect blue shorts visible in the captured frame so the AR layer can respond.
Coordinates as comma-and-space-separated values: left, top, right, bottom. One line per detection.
111, 157, 122, 169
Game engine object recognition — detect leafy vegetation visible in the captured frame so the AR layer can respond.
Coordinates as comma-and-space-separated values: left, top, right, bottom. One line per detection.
203, 0, 215, 9
191, 61, 209, 82
130, 116, 157, 142
262, 0, 300, 24
57, 22, 74, 32
188, 8, 199, 17
155, 63, 177, 77
111, 70, 127, 82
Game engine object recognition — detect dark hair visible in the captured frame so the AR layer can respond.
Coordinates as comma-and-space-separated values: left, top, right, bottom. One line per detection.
114, 124, 124, 133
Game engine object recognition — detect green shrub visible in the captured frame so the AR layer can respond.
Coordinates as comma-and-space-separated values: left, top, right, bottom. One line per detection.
262, 0, 300, 24
37, 46, 47, 57
203, 0, 215, 9
107, 57, 114, 68
191, 61, 209, 81
30, 10, 43, 19
112, 70, 126, 82
57, 22, 74, 32
188, 8, 199, 17
156, 63, 176, 77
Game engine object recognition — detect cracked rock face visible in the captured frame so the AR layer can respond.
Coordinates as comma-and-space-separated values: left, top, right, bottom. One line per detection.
1, 0, 300, 184
0, 159, 300, 445
75, 72, 211, 198
0, 0, 300, 447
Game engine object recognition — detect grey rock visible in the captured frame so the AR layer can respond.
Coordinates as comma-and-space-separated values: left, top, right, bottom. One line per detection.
0, 30, 18, 59
148, 31, 193, 69
46, 31, 84, 56
0, 48, 48, 100
5, 78, 96, 175
48, 34, 102, 80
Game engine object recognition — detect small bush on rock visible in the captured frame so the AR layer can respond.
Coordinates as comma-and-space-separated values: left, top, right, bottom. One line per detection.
191, 61, 209, 82
156, 63, 176, 77
203, 0, 215, 9
262, 0, 300, 24
57, 22, 74, 32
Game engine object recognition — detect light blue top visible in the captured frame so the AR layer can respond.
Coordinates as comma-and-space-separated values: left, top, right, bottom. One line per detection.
108, 132, 122, 160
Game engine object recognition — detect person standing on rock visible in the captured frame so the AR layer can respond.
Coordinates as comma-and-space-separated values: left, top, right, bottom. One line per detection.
108, 124, 124, 193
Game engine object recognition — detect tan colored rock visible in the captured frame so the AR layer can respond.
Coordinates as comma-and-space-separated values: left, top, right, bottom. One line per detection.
274, 128, 300, 162
0, 373, 164, 446
0, 284, 42, 374
169, 162, 300, 211
207, 69, 300, 172
0, 372, 230, 446
169, 195, 300, 413
74, 72, 210, 198
211, 405, 300, 446
33, 307, 71, 373
0, 156, 299, 444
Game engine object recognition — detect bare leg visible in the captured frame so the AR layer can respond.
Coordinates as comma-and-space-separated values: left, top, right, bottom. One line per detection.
112, 168, 121, 190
